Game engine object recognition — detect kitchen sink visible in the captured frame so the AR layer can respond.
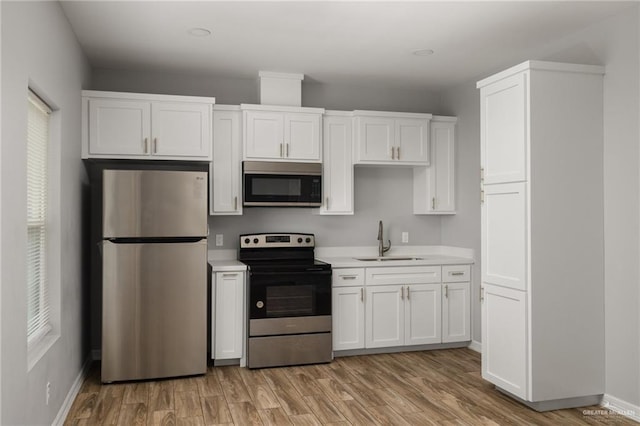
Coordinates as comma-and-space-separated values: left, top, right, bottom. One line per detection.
354, 256, 424, 262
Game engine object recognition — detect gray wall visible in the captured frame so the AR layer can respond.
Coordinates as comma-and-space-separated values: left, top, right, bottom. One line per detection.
211, 167, 442, 249
1, 1, 90, 424
91, 68, 442, 113
440, 5, 640, 408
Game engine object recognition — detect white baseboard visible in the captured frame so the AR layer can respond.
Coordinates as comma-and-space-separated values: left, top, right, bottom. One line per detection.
600, 394, 640, 423
52, 356, 92, 426
467, 340, 482, 353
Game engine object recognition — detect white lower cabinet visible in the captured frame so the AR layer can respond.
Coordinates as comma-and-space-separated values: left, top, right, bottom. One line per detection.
442, 282, 470, 343
214, 271, 244, 360
481, 284, 527, 399
332, 286, 365, 350
405, 284, 442, 345
332, 265, 470, 352
366, 285, 405, 348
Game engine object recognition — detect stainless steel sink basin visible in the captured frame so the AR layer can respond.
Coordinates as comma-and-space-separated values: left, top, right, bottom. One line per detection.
354, 256, 423, 262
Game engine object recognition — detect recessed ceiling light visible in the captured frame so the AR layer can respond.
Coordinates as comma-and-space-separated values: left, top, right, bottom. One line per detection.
413, 49, 435, 56
188, 28, 212, 37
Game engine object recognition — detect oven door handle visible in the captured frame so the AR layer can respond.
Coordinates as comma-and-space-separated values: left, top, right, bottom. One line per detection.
249, 269, 332, 277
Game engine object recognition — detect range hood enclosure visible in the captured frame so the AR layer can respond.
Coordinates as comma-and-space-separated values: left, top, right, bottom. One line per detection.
259, 71, 303, 107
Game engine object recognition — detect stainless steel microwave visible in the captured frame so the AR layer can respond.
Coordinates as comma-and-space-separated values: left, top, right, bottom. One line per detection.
243, 161, 322, 207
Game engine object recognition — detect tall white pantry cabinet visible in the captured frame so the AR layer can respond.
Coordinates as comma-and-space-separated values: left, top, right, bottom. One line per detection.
477, 61, 605, 411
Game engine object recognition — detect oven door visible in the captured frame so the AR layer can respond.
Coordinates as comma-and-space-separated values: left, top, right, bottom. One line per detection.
248, 269, 331, 320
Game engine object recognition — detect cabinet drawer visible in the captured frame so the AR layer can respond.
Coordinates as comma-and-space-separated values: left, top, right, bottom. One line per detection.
366, 266, 441, 286
442, 265, 470, 283
332, 268, 365, 287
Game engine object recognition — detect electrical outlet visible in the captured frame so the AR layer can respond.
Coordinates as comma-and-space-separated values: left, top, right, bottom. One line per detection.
46, 382, 51, 405
401, 232, 409, 243
215, 234, 223, 246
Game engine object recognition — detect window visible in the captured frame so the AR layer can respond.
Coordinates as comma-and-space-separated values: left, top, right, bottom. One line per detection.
26, 90, 52, 347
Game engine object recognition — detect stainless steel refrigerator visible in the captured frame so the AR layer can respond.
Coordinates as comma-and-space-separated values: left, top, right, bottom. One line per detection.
101, 169, 208, 383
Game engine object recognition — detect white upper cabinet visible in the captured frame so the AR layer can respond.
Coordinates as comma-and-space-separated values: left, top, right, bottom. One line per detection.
319, 112, 354, 215
353, 111, 431, 165
211, 106, 242, 215
414, 116, 456, 214
82, 90, 214, 161
241, 104, 324, 162
151, 102, 211, 158
88, 98, 150, 156
480, 72, 527, 184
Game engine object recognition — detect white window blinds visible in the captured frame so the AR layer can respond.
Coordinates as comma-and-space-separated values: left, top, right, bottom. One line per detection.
27, 90, 52, 346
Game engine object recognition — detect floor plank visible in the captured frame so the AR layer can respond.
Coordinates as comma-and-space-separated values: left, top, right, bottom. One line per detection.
64, 350, 637, 426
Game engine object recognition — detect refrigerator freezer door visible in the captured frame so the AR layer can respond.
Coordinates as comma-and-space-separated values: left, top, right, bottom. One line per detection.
102, 240, 207, 382
103, 169, 208, 238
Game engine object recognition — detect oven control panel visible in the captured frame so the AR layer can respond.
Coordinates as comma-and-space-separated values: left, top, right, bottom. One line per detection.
240, 233, 315, 248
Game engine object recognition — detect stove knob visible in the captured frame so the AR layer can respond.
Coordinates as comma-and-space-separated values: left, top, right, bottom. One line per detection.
253, 238, 259, 244
244, 238, 250, 244
305, 237, 311, 243
297, 237, 303, 243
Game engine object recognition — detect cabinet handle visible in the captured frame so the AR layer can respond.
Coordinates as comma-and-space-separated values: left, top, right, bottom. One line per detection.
280, 143, 283, 157
340, 275, 357, 280
391, 147, 395, 160
450, 271, 464, 276
445, 284, 449, 298
480, 286, 484, 302
286, 143, 289, 157
401, 286, 404, 300
397, 146, 400, 160
407, 286, 410, 300
153, 138, 158, 154
360, 288, 364, 302
234, 196, 238, 211
222, 273, 238, 277
143, 137, 149, 154
326, 197, 329, 208
432, 197, 436, 210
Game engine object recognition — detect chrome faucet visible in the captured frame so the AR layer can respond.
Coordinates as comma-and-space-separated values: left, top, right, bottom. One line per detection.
377, 220, 391, 257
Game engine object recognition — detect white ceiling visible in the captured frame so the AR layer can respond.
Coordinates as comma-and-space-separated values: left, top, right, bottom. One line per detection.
60, 1, 634, 91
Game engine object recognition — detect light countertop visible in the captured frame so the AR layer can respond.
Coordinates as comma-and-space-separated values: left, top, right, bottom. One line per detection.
318, 254, 473, 269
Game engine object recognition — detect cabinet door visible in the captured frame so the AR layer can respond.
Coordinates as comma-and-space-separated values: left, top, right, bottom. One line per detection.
88, 98, 150, 156
365, 285, 404, 348
151, 102, 211, 158
321, 116, 353, 215
211, 110, 242, 215
442, 282, 470, 343
482, 182, 528, 291
480, 72, 527, 184
215, 272, 244, 359
482, 284, 527, 399
332, 286, 365, 350
356, 116, 395, 162
244, 111, 284, 160
405, 284, 442, 345
430, 121, 456, 212
285, 113, 321, 161
395, 118, 428, 163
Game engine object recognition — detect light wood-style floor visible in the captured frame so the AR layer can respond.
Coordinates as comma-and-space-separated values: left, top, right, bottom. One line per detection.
64, 348, 635, 425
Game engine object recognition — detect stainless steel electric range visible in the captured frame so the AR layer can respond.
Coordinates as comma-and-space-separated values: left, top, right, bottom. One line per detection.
239, 233, 332, 369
